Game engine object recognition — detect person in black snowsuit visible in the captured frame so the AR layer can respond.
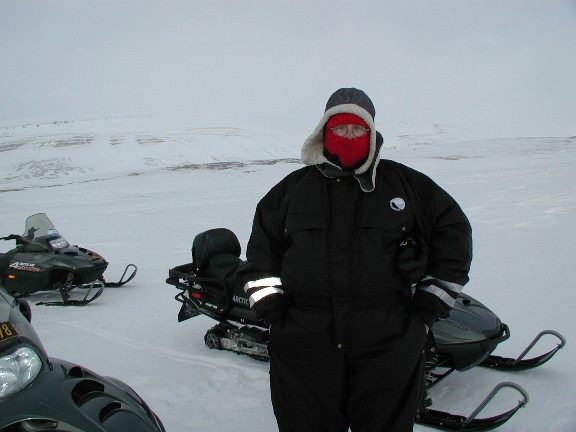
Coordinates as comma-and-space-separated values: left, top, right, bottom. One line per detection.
243, 88, 473, 432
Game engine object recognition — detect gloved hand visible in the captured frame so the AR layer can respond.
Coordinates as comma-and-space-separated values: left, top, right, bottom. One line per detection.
412, 283, 451, 327
397, 236, 428, 283
252, 293, 287, 328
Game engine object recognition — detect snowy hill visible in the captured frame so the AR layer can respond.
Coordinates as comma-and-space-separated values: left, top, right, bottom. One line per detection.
1, 118, 575, 431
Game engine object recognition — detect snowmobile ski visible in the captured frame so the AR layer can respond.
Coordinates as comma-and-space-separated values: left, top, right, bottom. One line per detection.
35, 278, 105, 306
416, 382, 528, 431
480, 330, 566, 371
101, 263, 138, 287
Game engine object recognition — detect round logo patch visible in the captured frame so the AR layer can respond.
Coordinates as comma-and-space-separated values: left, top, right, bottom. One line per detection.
390, 198, 406, 211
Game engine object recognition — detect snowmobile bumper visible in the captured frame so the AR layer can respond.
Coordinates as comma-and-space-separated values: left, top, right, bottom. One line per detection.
167, 263, 261, 326
436, 323, 510, 371
168, 263, 232, 317
2, 266, 52, 294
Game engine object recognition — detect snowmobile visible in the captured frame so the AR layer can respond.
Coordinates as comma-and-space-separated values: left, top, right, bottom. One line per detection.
166, 228, 566, 431
0, 282, 166, 432
0, 213, 137, 306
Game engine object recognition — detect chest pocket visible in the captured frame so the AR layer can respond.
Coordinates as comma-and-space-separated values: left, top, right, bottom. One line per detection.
282, 213, 328, 287
284, 213, 327, 243
357, 212, 414, 239
352, 211, 415, 291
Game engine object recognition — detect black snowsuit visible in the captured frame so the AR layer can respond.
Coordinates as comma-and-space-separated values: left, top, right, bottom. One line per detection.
243, 88, 472, 432
245, 161, 472, 431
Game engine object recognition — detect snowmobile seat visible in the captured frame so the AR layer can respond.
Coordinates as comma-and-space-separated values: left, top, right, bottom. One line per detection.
191, 228, 242, 280
168, 228, 258, 324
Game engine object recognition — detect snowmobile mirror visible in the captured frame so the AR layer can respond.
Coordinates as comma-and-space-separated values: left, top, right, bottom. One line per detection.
1, 234, 22, 242
18, 299, 32, 323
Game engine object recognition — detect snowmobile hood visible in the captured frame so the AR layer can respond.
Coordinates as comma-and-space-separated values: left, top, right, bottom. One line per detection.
13, 248, 106, 270
433, 293, 502, 346
0, 357, 166, 432
0, 283, 163, 432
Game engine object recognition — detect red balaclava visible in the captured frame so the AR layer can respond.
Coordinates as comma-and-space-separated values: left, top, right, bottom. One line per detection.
323, 113, 370, 170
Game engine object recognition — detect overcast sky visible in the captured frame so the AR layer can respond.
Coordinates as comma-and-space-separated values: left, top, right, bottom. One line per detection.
1, 0, 575, 138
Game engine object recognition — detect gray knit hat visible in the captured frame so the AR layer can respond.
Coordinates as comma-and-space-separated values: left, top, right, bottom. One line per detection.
325, 88, 375, 119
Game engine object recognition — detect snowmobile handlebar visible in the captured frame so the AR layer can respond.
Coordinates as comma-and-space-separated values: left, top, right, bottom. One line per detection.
1, 234, 29, 243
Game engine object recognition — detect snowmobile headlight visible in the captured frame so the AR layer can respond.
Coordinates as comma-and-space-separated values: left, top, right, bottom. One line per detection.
49, 238, 69, 249
0, 346, 42, 399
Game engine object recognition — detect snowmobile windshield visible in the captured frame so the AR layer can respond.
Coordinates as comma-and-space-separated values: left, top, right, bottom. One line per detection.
23, 213, 70, 250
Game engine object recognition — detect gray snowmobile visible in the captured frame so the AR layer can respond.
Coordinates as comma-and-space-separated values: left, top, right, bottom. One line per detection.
0, 282, 165, 432
166, 228, 566, 431
0, 213, 137, 306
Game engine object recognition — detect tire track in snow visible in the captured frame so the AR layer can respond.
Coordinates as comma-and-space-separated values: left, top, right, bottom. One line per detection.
55, 319, 267, 377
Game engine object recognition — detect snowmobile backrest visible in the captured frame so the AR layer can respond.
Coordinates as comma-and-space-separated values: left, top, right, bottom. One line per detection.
192, 228, 242, 279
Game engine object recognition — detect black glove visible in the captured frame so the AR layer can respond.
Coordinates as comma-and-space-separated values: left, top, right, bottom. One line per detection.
397, 236, 428, 283
412, 284, 451, 327
252, 293, 287, 327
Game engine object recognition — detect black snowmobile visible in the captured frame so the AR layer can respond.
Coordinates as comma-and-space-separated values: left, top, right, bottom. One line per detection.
0, 282, 166, 432
0, 213, 137, 306
166, 228, 566, 431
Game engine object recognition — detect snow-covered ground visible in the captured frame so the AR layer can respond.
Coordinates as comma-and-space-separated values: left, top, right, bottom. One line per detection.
2, 0, 576, 430
1, 117, 575, 431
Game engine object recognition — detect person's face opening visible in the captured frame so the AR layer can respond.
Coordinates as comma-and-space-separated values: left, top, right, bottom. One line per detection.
330, 124, 369, 139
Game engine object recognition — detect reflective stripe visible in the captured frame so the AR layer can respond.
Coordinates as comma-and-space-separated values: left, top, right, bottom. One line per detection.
423, 275, 463, 294
419, 284, 457, 308
244, 277, 282, 293
249, 287, 284, 308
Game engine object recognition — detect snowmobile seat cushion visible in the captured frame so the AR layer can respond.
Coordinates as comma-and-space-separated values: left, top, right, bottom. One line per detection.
192, 228, 242, 279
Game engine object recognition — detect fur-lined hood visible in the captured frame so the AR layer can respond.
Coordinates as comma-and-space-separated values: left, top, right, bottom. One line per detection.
301, 88, 383, 193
